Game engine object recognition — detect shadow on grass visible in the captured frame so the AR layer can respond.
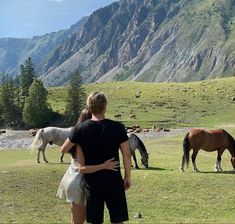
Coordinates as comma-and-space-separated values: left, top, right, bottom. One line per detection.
44, 162, 70, 165
200, 170, 235, 174
132, 166, 167, 171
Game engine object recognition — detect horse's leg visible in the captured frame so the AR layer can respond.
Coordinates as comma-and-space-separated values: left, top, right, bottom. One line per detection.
191, 149, 199, 172
214, 149, 224, 172
37, 149, 41, 163
179, 155, 185, 172
132, 151, 139, 169
37, 144, 45, 163
60, 153, 64, 163
41, 144, 49, 163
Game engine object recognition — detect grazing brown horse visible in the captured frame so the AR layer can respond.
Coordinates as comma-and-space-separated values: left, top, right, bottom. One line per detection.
179, 128, 235, 172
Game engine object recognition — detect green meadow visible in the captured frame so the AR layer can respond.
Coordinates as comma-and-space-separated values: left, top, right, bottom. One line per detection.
49, 77, 235, 128
1, 77, 235, 223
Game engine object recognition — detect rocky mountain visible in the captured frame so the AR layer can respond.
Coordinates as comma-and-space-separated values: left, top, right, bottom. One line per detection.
1, 0, 235, 86
0, 17, 87, 77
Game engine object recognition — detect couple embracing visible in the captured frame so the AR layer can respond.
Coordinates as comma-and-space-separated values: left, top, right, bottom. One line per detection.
57, 92, 132, 224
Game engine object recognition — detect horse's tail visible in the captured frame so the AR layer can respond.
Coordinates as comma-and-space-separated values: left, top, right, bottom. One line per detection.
183, 132, 190, 168
30, 128, 43, 150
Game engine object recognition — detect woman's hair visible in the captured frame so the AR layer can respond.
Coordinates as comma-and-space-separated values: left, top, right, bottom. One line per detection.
77, 106, 92, 124
69, 107, 92, 158
87, 92, 107, 115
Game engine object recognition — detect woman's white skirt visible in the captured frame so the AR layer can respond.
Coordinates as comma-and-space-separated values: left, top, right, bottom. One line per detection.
56, 158, 85, 205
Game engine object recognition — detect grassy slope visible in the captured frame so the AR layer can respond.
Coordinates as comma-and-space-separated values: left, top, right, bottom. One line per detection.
1, 77, 235, 223
48, 77, 235, 129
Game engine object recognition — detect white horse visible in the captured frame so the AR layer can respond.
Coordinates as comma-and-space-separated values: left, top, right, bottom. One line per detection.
31, 127, 149, 168
30, 127, 73, 163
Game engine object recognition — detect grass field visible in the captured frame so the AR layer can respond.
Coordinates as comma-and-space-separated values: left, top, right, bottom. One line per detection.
48, 77, 235, 128
1, 77, 235, 223
0, 132, 235, 223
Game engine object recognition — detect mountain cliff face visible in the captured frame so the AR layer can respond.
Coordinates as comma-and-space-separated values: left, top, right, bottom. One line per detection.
41, 0, 235, 86
1, 0, 234, 86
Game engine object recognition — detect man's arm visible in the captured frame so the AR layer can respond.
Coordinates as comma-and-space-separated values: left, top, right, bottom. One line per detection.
60, 138, 75, 153
120, 140, 132, 190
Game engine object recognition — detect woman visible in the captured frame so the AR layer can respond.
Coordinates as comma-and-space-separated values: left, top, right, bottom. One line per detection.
57, 107, 119, 224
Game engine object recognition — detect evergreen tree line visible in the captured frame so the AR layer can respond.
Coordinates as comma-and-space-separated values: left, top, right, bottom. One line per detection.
0, 57, 85, 129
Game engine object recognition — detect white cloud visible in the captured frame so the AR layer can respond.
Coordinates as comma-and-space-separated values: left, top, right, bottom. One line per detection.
49, 0, 64, 2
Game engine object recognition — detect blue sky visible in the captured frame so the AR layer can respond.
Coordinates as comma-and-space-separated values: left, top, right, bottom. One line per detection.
0, 0, 117, 38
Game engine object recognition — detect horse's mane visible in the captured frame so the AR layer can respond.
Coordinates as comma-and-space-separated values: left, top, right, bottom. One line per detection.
224, 129, 235, 152
130, 133, 148, 156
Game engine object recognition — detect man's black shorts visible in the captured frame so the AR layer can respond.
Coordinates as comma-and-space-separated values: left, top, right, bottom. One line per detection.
85, 187, 129, 223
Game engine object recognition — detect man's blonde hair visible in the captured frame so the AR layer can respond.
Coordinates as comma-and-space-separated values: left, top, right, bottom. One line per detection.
87, 92, 107, 115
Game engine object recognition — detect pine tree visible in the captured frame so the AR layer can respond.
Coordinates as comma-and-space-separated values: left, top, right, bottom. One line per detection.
13, 74, 24, 127
20, 57, 36, 108
0, 76, 3, 127
23, 80, 52, 127
65, 70, 86, 126
0, 74, 19, 127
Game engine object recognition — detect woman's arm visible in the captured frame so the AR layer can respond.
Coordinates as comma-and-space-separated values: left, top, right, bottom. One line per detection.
60, 138, 75, 153
76, 144, 119, 174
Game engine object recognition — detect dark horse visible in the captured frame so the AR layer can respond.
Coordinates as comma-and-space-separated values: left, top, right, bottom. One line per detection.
129, 133, 149, 169
60, 133, 149, 168
180, 128, 235, 172
61, 133, 149, 168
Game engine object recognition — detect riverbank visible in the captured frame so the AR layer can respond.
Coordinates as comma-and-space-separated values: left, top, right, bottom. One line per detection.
0, 128, 189, 150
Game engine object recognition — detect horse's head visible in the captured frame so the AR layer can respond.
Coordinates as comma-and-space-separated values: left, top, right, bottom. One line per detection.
228, 135, 235, 170
141, 153, 149, 168
230, 137, 235, 169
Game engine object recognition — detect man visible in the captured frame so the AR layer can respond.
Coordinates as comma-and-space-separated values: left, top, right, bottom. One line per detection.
68, 92, 131, 224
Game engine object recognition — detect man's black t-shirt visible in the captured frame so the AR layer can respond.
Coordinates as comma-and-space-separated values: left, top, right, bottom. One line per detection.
69, 119, 129, 191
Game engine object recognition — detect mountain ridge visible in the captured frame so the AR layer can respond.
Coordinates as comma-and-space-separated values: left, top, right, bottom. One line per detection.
0, 17, 88, 77
0, 0, 234, 86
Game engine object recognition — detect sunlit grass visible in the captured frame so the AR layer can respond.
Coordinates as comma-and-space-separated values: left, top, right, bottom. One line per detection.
1, 131, 235, 223
48, 77, 235, 128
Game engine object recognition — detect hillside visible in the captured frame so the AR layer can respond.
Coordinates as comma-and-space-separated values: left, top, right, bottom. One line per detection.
48, 77, 235, 128
0, 17, 87, 77
42, 0, 235, 86
0, 0, 234, 86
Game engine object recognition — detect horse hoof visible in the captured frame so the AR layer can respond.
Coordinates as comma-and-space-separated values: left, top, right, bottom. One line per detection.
37, 161, 40, 163
135, 167, 140, 169
60, 161, 64, 163
45, 161, 49, 163
179, 166, 183, 171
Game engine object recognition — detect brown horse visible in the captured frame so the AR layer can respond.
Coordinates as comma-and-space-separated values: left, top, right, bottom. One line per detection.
179, 128, 235, 172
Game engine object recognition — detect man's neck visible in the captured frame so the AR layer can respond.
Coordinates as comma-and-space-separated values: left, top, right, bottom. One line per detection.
91, 114, 105, 121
